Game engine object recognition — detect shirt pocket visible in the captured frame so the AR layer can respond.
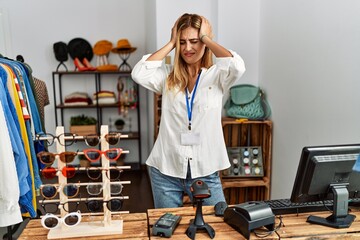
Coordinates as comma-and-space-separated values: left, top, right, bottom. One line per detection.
162, 92, 186, 115
197, 85, 221, 111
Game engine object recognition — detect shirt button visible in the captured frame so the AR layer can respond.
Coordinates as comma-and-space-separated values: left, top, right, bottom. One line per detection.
209, 87, 212, 89
189, 158, 192, 160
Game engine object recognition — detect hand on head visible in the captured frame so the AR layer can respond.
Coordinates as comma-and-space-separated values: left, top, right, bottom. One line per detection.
200, 16, 213, 41
170, 17, 180, 47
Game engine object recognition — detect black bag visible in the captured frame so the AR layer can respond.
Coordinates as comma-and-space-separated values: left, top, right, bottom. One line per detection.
53, 42, 68, 62
224, 84, 271, 120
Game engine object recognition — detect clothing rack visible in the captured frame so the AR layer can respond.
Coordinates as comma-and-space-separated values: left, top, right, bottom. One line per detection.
0, 56, 47, 238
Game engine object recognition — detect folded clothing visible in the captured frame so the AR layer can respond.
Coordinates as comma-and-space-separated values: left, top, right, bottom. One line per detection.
93, 98, 116, 105
64, 92, 92, 105
93, 91, 116, 104
97, 64, 118, 72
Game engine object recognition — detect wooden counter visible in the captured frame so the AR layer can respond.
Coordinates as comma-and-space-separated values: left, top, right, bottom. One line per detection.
18, 213, 148, 240
148, 205, 360, 239
18, 205, 360, 239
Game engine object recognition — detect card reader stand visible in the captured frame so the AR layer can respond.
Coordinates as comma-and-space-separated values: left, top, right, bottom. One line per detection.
186, 198, 215, 239
224, 202, 275, 239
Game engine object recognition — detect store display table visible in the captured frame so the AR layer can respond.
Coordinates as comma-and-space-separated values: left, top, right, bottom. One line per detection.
17, 205, 360, 239
18, 213, 148, 240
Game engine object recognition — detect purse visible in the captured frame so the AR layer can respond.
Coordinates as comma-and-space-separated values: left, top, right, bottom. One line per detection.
224, 84, 271, 120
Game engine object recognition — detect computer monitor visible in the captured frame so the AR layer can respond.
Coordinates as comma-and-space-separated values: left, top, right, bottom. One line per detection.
290, 144, 360, 228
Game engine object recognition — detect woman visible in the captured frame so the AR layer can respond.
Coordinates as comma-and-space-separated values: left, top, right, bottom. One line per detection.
131, 13, 246, 208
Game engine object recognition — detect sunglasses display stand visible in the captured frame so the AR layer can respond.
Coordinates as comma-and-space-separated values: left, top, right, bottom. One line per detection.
46, 125, 128, 239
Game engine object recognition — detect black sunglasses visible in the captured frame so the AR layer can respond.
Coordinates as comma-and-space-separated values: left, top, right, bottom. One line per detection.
85, 198, 123, 212
83, 132, 122, 147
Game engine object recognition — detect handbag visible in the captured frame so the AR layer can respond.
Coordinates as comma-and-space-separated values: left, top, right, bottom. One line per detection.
224, 84, 271, 120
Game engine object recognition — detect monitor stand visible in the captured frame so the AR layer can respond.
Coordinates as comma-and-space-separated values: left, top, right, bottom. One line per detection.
307, 184, 356, 228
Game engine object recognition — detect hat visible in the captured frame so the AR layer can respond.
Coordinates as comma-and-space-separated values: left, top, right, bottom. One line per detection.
96, 64, 118, 72
111, 39, 137, 54
53, 41, 68, 62
68, 38, 93, 61
93, 40, 113, 56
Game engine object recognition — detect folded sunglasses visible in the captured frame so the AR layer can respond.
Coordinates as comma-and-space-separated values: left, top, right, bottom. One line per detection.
86, 167, 122, 181
41, 200, 80, 214
35, 132, 78, 147
84, 132, 122, 147
86, 182, 123, 196
85, 198, 123, 212
40, 183, 80, 199
37, 151, 78, 165
41, 166, 78, 179
41, 211, 81, 229
83, 148, 123, 162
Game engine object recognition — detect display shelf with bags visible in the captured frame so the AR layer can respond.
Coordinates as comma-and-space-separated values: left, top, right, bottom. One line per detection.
52, 70, 141, 169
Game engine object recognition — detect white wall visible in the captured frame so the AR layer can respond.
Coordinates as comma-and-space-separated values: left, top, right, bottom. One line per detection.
218, 0, 260, 86
2, 0, 360, 200
260, 0, 360, 199
0, 0, 149, 163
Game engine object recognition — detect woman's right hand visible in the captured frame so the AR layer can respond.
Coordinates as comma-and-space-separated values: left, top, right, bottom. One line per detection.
170, 17, 180, 48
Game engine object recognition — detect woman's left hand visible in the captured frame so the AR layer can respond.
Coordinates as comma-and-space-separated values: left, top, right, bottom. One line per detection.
200, 17, 213, 41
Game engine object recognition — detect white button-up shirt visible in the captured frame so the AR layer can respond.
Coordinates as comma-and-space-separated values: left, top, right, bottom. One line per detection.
131, 50, 246, 179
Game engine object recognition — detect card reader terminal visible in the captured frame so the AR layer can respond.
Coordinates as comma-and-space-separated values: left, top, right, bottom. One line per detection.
152, 213, 182, 238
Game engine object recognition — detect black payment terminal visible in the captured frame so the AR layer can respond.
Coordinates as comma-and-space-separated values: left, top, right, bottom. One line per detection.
152, 213, 182, 238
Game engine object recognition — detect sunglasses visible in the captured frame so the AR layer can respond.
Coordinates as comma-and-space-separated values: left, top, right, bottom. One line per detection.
35, 132, 78, 147
40, 183, 80, 199
86, 182, 123, 196
41, 211, 82, 229
37, 151, 78, 165
41, 166, 77, 179
83, 148, 123, 162
84, 132, 122, 147
85, 198, 123, 212
41, 200, 80, 214
86, 167, 122, 181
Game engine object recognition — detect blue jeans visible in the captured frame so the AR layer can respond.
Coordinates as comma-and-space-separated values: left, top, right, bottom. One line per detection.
148, 165, 226, 208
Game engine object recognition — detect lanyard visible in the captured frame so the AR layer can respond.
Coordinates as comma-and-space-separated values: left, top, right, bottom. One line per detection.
185, 70, 202, 131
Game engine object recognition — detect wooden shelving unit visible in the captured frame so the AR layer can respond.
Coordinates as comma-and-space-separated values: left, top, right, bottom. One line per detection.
221, 118, 273, 204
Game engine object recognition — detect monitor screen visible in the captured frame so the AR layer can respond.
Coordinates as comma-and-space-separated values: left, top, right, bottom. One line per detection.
290, 143, 360, 228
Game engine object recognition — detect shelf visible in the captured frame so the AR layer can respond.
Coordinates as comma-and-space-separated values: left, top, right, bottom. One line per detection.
56, 103, 137, 109
222, 117, 272, 127
221, 177, 270, 189
53, 70, 132, 76
52, 71, 142, 168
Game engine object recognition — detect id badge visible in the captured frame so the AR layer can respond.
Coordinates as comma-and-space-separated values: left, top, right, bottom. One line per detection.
181, 132, 200, 145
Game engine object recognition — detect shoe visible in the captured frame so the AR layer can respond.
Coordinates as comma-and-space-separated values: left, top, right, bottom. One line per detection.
74, 57, 88, 71
83, 58, 97, 71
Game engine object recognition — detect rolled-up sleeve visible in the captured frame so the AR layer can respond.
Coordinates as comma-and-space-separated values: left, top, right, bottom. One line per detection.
216, 50, 246, 92
131, 54, 170, 94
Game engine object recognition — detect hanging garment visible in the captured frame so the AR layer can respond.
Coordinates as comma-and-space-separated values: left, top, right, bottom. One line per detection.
33, 77, 49, 124
0, 63, 36, 217
0, 101, 23, 227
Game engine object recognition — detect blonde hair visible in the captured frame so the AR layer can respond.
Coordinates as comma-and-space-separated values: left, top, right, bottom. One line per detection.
167, 13, 213, 92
